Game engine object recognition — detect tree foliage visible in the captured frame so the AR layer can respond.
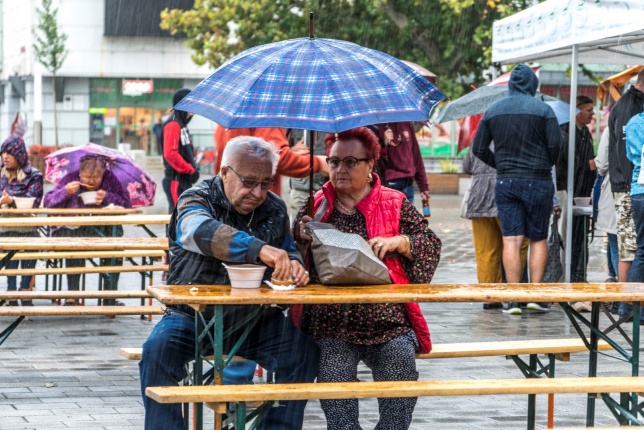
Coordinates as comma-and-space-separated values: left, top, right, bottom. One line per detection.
160, 0, 534, 98
33, 0, 68, 75
33, 0, 68, 148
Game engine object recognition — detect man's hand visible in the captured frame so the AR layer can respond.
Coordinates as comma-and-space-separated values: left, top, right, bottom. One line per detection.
553, 206, 562, 219
258, 244, 291, 280
290, 260, 309, 287
589, 159, 596, 171
420, 191, 431, 201
291, 141, 309, 155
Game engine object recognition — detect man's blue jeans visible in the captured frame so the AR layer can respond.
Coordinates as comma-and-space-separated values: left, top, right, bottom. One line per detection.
385, 178, 415, 203
623, 193, 644, 319
140, 306, 320, 430
607, 233, 618, 279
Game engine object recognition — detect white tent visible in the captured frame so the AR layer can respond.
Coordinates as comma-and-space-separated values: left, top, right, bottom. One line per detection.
492, 0, 644, 284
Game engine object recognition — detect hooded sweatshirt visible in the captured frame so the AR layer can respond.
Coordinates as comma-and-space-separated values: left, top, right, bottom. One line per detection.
472, 64, 563, 180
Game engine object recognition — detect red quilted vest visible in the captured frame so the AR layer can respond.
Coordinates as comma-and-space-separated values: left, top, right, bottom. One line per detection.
311, 175, 432, 354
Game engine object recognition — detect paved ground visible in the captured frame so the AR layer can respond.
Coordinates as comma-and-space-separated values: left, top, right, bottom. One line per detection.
0, 171, 636, 429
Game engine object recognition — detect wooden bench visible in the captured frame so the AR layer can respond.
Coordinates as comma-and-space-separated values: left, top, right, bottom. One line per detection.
123, 338, 613, 362
146, 377, 644, 427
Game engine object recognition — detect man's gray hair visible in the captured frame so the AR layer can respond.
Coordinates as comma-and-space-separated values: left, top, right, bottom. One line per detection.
220, 135, 279, 175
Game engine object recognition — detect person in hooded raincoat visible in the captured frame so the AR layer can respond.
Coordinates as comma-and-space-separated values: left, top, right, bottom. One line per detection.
472, 63, 563, 316
0, 134, 43, 305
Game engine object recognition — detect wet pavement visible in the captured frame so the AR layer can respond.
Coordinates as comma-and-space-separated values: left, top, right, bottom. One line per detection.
0, 175, 636, 429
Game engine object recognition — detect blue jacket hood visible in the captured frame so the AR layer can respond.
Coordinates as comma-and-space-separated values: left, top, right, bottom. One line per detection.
508, 64, 538, 97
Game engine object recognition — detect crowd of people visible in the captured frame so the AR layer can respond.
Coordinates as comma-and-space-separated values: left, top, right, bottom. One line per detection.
4, 68, 644, 428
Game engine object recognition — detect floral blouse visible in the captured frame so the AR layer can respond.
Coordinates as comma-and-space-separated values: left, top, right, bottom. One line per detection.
294, 199, 441, 345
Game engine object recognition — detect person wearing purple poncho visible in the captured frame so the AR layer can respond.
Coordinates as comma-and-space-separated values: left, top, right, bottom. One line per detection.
43, 155, 131, 305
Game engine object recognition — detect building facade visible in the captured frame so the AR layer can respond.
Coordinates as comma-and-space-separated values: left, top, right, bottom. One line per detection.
0, 0, 216, 153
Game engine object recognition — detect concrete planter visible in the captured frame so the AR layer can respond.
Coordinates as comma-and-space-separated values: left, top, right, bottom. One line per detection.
427, 173, 459, 194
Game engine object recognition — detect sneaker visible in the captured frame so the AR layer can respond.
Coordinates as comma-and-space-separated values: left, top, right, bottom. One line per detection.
604, 276, 617, 283
527, 302, 551, 312
503, 302, 522, 315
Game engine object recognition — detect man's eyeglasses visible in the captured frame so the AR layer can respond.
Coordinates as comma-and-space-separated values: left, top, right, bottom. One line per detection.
226, 166, 275, 190
326, 157, 370, 169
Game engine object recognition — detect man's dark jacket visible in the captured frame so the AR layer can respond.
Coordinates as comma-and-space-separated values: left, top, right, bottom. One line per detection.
472, 64, 562, 180
167, 176, 301, 318
608, 85, 644, 193
556, 123, 595, 197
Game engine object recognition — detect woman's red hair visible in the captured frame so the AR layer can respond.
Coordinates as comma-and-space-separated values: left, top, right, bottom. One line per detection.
323, 127, 380, 160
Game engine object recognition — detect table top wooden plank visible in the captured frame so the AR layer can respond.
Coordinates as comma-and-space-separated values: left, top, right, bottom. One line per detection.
0, 214, 170, 228
147, 282, 644, 305
0, 208, 142, 216
0, 237, 168, 251
0, 305, 165, 316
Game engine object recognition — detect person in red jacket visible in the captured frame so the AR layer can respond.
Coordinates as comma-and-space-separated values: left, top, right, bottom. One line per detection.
293, 127, 441, 430
161, 88, 199, 213
214, 126, 328, 197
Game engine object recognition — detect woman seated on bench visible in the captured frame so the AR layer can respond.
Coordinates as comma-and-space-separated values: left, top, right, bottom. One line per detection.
0, 134, 43, 306
294, 127, 441, 430
43, 155, 131, 305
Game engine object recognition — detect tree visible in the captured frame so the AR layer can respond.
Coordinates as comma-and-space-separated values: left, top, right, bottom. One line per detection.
160, 0, 535, 98
33, 0, 68, 148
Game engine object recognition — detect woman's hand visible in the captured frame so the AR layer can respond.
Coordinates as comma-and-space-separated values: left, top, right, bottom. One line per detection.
294, 215, 313, 245
0, 190, 13, 206
368, 235, 407, 260
94, 190, 107, 206
65, 181, 81, 195
290, 260, 309, 287
258, 244, 292, 280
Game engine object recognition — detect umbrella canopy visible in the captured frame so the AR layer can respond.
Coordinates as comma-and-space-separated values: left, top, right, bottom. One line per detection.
175, 37, 446, 133
434, 86, 557, 124
45, 143, 156, 207
401, 60, 438, 84
545, 101, 579, 125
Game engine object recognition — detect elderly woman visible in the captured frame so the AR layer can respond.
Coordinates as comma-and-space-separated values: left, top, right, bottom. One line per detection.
294, 127, 441, 430
43, 155, 131, 304
0, 135, 43, 306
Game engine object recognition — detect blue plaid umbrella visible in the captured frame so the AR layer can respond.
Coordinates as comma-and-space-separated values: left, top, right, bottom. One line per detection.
175, 37, 446, 133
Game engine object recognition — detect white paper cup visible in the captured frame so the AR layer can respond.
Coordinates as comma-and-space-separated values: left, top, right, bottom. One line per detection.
13, 197, 36, 209
79, 191, 98, 205
225, 264, 267, 289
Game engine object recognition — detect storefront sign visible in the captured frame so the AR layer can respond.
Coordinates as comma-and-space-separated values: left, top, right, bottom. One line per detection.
122, 80, 154, 96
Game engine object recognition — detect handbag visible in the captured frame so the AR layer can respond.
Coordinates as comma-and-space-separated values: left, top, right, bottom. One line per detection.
543, 215, 564, 283
459, 186, 471, 219
304, 199, 392, 285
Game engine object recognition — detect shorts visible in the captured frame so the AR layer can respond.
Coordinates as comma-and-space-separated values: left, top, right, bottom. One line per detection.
614, 192, 637, 261
495, 178, 553, 241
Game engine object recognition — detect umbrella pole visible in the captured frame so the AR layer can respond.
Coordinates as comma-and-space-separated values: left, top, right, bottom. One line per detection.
307, 129, 315, 217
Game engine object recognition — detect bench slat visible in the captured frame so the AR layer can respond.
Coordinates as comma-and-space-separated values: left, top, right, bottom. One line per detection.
0, 291, 152, 300
1, 250, 166, 260
0, 305, 165, 316
146, 377, 644, 403
0, 265, 168, 277
421, 338, 612, 359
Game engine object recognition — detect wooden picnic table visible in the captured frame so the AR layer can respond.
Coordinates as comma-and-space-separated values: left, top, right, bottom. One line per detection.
147, 282, 644, 429
0, 208, 142, 215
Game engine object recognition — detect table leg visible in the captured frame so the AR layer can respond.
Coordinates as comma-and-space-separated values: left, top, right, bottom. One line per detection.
194, 311, 204, 430
527, 354, 537, 430
631, 302, 640, 419
585, 301, 600, 426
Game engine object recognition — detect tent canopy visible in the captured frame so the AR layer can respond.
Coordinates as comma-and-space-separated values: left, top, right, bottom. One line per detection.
492, 0, 644, 65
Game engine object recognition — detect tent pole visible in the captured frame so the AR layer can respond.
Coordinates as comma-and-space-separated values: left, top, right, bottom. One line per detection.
564, 44, 578, 284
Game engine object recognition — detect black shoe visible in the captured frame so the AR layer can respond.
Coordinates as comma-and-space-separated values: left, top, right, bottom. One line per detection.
483, 302, 503, 310
8, 300, 18, 306
611, 302, 621, 314
20, 300, 33, 306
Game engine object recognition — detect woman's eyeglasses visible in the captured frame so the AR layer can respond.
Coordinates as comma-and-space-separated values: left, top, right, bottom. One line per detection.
226, 166, 275, 190
326, 157, 370, 169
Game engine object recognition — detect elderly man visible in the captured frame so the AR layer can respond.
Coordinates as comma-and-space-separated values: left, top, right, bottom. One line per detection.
140, 136, 320, 430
